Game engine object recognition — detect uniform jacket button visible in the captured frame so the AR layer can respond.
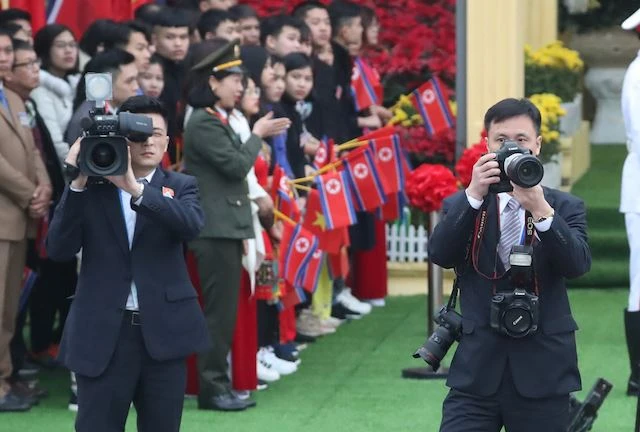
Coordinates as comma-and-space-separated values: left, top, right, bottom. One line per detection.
236, 200, 241, 206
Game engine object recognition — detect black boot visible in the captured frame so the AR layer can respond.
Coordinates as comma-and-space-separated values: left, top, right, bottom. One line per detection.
624, 309, 640, 396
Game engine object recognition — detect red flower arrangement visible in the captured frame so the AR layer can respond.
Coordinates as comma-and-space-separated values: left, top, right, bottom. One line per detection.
454, 131, 487, 188
405, 163, 458, 213
239, 0, 455, 80
396, 126, 455, 164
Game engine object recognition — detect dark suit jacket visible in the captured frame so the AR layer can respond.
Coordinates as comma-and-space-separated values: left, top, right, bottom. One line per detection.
46, 168, 210, 377
428, 188, 591, 398
183, 107, 261, 240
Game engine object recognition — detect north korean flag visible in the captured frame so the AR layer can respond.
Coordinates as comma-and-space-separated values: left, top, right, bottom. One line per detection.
272, 165, 301, 221
356, 125, 397, 142
303, 189, 348, 254
343, 147, 391, 211
312, 136, 335, 171
410, 77, 455, 136
279, 223, 319, 289
350, 56, 381, 112
297, 249, 324, 293
377, 191, 407, 222
315, 171, 358, 230
369, 134, 405, 194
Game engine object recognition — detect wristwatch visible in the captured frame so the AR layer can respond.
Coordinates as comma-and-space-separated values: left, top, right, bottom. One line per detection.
533, 209, 555, 223
63, 163, 80, 181
131, 182, 145, 202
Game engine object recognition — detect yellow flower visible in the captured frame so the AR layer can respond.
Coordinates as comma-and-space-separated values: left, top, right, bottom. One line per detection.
449, 100, 457, 117
528, 93, 565, 146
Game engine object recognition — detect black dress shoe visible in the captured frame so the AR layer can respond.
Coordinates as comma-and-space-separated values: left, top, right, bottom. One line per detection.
198, 393, 248, 411
0, 391, 31, 412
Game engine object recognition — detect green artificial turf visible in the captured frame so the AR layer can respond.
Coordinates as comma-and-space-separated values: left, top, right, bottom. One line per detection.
569, 144, 629, 288
1, 291, 635, 432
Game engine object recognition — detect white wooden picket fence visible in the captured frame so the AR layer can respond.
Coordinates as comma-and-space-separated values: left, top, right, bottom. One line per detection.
386, 207, 429, 262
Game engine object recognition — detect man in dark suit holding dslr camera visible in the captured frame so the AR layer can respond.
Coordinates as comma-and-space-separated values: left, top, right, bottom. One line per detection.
47, 95, 210, 432
428, 98, 591, 431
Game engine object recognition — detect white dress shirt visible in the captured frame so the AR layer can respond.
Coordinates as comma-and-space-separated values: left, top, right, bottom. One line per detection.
121, 170, 155, 310
465, 190, 553, 236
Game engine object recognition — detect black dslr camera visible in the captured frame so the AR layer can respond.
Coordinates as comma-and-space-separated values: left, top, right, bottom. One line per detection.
489, 140, 544, 194
490, 245, 539, 338
412, 306, 463, 371
78, 73, 153, 176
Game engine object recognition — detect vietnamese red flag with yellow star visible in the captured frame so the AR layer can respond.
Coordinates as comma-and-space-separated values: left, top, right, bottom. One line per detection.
343, 147, 391, 211
303, 189, 349, 254
278, 223, 318, 289
314, 171, 357, 230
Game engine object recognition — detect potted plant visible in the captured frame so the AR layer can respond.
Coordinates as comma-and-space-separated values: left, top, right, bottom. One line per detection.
525, 41, 584, 136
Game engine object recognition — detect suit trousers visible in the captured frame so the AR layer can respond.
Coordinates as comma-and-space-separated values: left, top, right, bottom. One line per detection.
0, 239, 27, 395
29, 257, 77, 352
75, 313, 187, 432
190, 238, 243, 399
626, 213, 640, 311
439, 364, 570, 432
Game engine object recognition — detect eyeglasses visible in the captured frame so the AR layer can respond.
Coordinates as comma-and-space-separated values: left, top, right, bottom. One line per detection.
53, 41, 78, 50
13, 58, 41, 70
245, 87, 261, 97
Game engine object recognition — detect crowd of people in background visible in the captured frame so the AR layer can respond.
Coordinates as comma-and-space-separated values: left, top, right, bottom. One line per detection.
0, 0, 396, 414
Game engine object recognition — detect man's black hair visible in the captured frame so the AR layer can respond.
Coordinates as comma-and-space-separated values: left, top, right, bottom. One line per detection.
126, 20, 152, 43
328, 0, 361, 35
11, 38, 31, 53
260, 15, 303, 46
0, 8, 31, 26
2, 22, 23, 39
229, 4, 258, 21
197, 9, 237, 40
153, 7, 193, 30
134, 3, 164, 25
292, 1, 328, 20
78, 19, 120, 56
73, 49, 136, 111
483, 98, 542, 135
0, 26, 15, 41
119, 95, 168, 127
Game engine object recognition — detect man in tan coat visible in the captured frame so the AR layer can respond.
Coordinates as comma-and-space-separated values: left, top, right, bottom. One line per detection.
0, 28, 51, 412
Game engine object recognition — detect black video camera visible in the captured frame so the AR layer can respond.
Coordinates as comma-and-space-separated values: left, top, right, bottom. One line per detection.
490, 245, 539, 338
567, 378, 613, 432
413, 306, 463, 371
78, 73, 153, 176
489, 140, 544, 194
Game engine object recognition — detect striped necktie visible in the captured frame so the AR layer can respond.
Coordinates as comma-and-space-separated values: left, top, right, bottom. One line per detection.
499, 198, 521, 269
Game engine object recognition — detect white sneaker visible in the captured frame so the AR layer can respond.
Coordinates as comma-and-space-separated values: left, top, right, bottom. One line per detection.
257, 353, 281, 382
321, 316, 344, 328
259, 347, 298, 376
337, 289, 372, 315
365, 298, 386, 307
297, 312, 336, 336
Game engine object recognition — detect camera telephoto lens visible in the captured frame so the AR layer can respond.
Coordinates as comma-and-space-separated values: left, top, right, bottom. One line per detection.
91, 142, 117, 169
504, 154, 544, 188
413, 325, 456, 371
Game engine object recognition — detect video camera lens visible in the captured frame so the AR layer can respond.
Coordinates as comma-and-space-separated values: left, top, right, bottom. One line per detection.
91, 142, 117, 169
503, 153, 544, 188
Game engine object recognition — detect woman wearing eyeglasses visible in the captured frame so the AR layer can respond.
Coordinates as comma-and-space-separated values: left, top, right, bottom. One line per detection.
31, 24, 80, 168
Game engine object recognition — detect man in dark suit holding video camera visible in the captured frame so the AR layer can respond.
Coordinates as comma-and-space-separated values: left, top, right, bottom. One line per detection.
47, 95, 209, 432
428, 98, 591, 432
